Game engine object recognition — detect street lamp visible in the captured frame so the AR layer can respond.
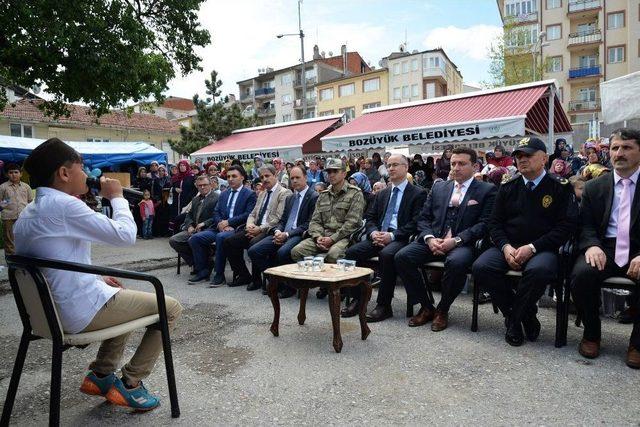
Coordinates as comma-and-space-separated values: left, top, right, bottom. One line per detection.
276, 0, 306, 117
531, 31, 549, 81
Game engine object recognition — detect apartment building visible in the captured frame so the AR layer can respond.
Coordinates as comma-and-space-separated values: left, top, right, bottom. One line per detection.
384, 48, 464, 105
315, 68, 389, 121
498, 0, 640, 124
237, 45, 370, 125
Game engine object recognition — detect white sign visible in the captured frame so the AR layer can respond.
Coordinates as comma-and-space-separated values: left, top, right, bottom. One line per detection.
191, 146, 303, 163
321, 117, 525, 152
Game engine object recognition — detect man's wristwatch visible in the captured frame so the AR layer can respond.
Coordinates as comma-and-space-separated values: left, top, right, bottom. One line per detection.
528, 243, 537, 254
454, 237, 463, 247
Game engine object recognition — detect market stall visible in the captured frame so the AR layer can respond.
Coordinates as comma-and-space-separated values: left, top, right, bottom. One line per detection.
190, 115, 343, 163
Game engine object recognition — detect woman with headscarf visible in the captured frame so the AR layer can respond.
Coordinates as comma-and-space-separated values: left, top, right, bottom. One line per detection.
413, 169, 433, 190
435, 146, 453, 180
349, 171, 374, 212
251, 155, 264, 180
135, 166, 151, 191
409, 154, 427, 176
550, 158, 572, 178
169, 159, 196, 221
153, 164, 172, 236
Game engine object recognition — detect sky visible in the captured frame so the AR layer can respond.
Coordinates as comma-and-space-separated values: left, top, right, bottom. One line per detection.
166, 0, 504, 101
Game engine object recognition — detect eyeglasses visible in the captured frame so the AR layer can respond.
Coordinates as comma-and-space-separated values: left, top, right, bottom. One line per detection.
386, 163, 406, 169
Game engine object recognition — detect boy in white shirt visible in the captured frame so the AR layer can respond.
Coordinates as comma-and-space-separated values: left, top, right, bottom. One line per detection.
14, 138, 182, 412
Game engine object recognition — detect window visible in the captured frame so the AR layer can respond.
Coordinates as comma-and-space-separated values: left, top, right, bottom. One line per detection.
265, 118, 276, 125
282, 114, 292, 122
86, 137, 109, 142
505, 0, 536, 16
506, 24, 538, 47
10, 123, 33, 138
547, 56, 563, 72
281, 73, 292, 85
546, 0, 560, 9
264, 80, 275, 89
363, 102, 381, 110
608, 46, 625, 63
428, 56, 441, 69
339, 83, 355, 97
393, 87, 401, 100
411, 84, 419, 97
363, 78, 380, 92
402, 61, 409, 73
607, 12, 625, 30
546, 24, 561, 40
425, 82, 436, 99
411, 58, 418, 71
319, 88, 334, 101
281, 94, 292, 105
579, 54, 597, 68
339, 107, 356, 121
393, 63, 400, 75
305, 89, 315, 100
319, 110, 334, 116
402, 85, 409, 98
578, 87, 596, 102
303, 111, 315, 119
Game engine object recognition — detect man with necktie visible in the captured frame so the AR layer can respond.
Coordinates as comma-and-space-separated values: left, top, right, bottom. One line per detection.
472, 137, 578, 346
342, 154, 427, 320
571, 128, 640, 368
394, 147, 496, 329
248, 165, 319, 298
188, 165, 257, 285
223, 164, 291, 291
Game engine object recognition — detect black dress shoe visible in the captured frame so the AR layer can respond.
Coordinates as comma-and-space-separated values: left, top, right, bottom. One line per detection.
246, 281, 262, 291
522, 314, 541, 342
341, 299, 360, 318
366, 304, 393, 322
278, 287, 297, 299
505, 322, 525, 346
229, 274, 252, 287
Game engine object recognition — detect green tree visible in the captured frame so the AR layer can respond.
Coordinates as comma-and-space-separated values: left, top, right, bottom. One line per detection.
169, 70, 258, 156
0, 0, 210, 117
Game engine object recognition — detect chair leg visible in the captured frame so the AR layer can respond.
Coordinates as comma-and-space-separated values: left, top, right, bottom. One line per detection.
471, 277, 479, 332
160, 322, 180, 418
1, 332, 31, 426
554, 284, 564, 348
419, 267, 435, 305
176, 255, 181, 275
50, 343, 63, 427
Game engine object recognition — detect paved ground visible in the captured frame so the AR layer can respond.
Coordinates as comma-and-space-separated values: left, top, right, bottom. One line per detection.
0, 238, 639, 425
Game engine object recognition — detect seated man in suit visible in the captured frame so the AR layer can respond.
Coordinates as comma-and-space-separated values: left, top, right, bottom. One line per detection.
572, 128, 640, 368
394, 147, 496, 329
472, 137, 578, 346
224, 164, 291, 291
248, 165, 318, 298
291, 158, 365, 264
342, 154, 427, 320
169, 175, 219, 277
187, 165, 257, 285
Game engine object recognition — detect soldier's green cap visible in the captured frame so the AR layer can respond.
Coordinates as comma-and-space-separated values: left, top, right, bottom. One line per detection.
324, 157, 345, 170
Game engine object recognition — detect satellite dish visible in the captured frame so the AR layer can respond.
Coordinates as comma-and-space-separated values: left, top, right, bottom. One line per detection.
31, 84, 41, 95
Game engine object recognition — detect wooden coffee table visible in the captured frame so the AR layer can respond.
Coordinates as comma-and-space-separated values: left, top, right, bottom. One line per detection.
263, 264, 374, 353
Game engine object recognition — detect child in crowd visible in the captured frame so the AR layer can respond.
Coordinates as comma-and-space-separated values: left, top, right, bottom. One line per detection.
569, 175, 586, 202
0, 163, 33, 254
138, 189, 155, 239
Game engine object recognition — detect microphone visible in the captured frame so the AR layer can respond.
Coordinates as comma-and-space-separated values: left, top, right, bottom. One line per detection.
86, 176, 143, 198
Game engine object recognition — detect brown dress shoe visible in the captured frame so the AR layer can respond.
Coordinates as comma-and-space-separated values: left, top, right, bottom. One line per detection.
408, 307, 435, 327
578, 338, 600, 359
626, 345, 640, 369
431, 310, 449, 332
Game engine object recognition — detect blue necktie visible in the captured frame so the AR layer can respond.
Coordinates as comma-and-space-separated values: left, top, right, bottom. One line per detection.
256, 190, 272, 226
381, 187, 399, 232
226, 190, 237, 218
526, 181, 535, 192
284, 193, 302, 232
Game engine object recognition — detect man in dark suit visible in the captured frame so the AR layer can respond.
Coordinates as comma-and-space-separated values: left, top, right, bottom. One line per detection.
472, 137, 578, 346
572, 128, 640, 368
169, 175, 219, 278
342, 154, 426, 320
395, 147, 497, 330
248, 165, 318, 297
188, 165, 257, 285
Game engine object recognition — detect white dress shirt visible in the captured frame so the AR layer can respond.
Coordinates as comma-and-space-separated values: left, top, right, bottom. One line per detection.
606, 168, 640, 238
388, 179, 408, 232
14, 187, 137, 333
289, 185, 308, 230
448, 176, 475, 207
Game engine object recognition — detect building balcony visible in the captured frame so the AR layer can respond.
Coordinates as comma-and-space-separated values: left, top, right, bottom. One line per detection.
568, 65, 602, 81
293, 98, 317, 109
568, 98, 600, 112
567, 0, 601, 18
423, 67, 447, 83
567, 29, 602, 49
240, 93, 253, 103
257, 107, 276, 117
294, 76, 318, 87
504, 11, 539, 25
254, 87, 275, 98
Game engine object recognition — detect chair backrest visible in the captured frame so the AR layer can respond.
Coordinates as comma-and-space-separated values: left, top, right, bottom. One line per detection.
9, 266, 65, 341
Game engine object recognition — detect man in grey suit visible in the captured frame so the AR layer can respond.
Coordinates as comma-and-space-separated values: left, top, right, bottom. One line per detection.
169, 175, 219, 276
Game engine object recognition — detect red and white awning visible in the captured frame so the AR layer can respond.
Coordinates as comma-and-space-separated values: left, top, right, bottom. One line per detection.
191, 115, 343, 162
321, 80, 571, 152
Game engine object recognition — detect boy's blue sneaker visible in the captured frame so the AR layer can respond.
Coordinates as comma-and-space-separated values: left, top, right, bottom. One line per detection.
105, 376, 160, 411
79, 371, 116, 397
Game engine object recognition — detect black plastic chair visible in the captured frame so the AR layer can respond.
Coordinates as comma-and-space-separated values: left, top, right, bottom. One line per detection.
1, 255, 180, 426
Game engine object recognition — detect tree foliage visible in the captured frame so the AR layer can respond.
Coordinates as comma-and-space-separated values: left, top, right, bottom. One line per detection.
169, 70, 258, 156
0, 0, 210, 117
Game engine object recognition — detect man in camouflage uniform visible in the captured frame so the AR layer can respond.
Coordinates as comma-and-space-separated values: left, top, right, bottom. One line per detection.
291, 158, 365, 263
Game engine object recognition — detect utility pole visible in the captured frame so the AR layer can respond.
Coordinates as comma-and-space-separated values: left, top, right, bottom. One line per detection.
298, 0, 306, 117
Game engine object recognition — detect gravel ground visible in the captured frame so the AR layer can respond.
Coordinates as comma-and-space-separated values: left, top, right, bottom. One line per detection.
0, 238, 639, 426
